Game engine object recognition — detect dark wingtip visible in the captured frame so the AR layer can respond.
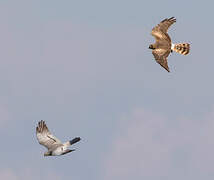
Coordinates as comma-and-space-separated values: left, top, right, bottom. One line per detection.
163, 67, 170, 73
70, 137, 81, 145
169, 17, 176, 22
166, 68, 170, 72
161, 17, 176, 23
38, 120, 44, 125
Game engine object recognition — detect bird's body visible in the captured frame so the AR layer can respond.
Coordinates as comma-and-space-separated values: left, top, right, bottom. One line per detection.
149, 17, 190, 72
48, 145, 64, 156
36, 120, 81, 156
47, 145, 71, 156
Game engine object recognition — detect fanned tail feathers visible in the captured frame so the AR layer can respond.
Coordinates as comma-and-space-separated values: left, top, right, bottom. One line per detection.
172, 43, 190, 55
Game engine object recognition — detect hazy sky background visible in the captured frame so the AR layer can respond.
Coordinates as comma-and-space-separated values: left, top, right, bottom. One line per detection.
0, 0, 214, 179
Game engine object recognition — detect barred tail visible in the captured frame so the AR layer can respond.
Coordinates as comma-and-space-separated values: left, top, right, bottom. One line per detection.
172, 43, 190, 55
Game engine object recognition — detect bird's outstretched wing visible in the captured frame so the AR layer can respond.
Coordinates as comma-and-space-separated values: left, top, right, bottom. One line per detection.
152, 49, 170, 72
36, 120, 62, 150
151, 17, 176, 42
63, 137, 81, 148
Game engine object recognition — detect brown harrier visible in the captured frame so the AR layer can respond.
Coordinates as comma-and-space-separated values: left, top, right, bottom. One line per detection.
149, 17, 190, 72
36, 120, 81, 156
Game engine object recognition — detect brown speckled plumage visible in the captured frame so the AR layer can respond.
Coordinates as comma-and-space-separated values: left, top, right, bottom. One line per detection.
149, 17, 190, 72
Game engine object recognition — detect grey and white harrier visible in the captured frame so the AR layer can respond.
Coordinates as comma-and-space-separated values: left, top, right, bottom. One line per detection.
36, 120, 81, 156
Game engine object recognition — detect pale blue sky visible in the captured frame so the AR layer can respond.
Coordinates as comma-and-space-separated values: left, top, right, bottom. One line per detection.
0, 0, 214, 179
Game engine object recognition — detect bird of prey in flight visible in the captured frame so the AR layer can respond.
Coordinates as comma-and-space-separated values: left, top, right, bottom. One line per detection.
149, 17, 190, 72
36, 120, 81, 156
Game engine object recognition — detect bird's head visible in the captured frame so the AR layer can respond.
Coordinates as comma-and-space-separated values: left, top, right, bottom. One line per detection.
149, 44, 155, 49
